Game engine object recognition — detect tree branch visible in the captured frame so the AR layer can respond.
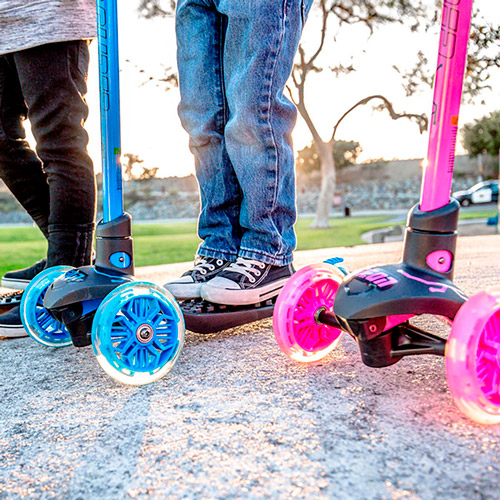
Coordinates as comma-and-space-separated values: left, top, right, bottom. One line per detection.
303, 0, 329, 73
330, 94, 428, 144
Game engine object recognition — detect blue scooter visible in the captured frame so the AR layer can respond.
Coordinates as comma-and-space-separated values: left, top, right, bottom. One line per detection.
20, 0, 185, 385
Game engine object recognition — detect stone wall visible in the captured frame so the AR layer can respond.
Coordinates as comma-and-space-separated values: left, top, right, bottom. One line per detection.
0, 156, 491, 223
297, 176, 480, 214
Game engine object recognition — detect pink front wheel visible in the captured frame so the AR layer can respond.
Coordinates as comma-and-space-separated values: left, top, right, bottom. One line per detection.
273, 263, 345, 363
446, 288, 500, 425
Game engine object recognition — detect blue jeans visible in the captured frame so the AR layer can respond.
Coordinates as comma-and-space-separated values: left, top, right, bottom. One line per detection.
176, 0, 313, 266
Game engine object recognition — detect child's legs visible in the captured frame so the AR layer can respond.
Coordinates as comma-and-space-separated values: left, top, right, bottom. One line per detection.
0, 55, 50, 238
14, 41, 96, 266
176, 0, 242, 262
219, 0, 310, 266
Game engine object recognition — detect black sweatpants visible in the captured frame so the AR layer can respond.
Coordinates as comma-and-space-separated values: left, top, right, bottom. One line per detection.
0, 40, 96, 266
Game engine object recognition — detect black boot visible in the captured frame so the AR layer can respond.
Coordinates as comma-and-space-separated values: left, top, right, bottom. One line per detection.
47, 222, 94, 268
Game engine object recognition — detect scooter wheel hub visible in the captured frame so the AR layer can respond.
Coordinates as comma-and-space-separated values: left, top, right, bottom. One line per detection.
136, 323, 154, 344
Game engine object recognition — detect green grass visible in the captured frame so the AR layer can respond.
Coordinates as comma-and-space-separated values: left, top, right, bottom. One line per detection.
0, 227, 48, 278
458, 209, 497, 220
129, 222, 200, 267
0, 216, 391, 278
0, 208, 496, 279
294, 216, 391, 250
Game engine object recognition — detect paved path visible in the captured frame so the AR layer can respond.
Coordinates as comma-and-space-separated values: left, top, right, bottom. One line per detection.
363, 218, 498, 243
1, 234, 500, 499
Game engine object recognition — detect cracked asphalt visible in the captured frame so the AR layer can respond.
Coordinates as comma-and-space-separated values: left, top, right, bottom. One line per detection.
1, 234, 500, 500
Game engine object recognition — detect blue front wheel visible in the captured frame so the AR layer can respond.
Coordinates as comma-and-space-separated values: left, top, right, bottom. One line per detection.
92, 282, 185, 385
20, 266, 74, 347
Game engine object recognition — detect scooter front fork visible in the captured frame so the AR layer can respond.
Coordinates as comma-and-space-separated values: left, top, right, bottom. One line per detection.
321, 199, 465, 367
43, 213, 135, 346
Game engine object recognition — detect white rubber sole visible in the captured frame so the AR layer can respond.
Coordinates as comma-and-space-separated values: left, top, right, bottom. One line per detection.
1, 278, 29, 290
0, 325, 28, 338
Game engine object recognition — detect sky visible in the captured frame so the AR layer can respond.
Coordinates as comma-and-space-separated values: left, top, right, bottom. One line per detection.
80, 0, 500, 178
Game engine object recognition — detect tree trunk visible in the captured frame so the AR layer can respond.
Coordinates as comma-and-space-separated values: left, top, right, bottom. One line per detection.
478, 153, 484, 180
310, 140, 336, 228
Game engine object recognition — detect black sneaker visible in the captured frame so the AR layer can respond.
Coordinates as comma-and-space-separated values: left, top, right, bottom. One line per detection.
201, 257, 294, 305
163, 256, 231, 300
1, 259, 46, 290
0, 306, 27, 338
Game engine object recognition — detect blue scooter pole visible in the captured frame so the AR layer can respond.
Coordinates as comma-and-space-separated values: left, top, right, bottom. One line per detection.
94, 0, 134, 274
97, 0, 124, 222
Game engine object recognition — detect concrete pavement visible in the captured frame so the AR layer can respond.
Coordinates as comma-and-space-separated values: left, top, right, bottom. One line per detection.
1, 234, 500, 499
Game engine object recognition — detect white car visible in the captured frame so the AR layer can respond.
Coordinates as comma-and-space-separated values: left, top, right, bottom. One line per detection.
452, 180, 499, 207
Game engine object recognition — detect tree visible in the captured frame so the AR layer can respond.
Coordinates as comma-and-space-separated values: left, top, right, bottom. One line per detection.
462, 111, 500, 159
135, 1, 178, 90
290, 0, 430, 227
138, 0, 430, 227
400, 21, 500, 100
296, 140, 362, 180
137, 166, 160, 181
138, 0, 500, 228
122, 153, 144, 181
463, 111, 500, 182
291, 1, 500, 227
122, 153, 159, 181
466, 23, 500, 99
138, 0, 175, 18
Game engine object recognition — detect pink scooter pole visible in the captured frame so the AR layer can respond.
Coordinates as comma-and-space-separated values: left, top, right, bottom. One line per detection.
419, 0, 474, 212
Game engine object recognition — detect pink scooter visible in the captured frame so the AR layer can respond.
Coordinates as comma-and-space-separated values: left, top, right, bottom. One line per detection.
273, 0, 500, 425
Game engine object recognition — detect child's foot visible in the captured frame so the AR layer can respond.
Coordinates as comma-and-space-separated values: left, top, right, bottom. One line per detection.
0, 306, 27, 338
201, 257, 294, 305
1, 259, 46, 290
164, 257, 231, 300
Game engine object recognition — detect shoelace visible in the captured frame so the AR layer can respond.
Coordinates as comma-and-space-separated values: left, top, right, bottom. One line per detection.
224, 258, 266, 282
192, 258, 224, 275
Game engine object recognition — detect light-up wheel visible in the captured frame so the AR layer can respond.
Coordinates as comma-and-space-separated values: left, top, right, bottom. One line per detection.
273, 263, 345, 363
92, 282, 185, 386
20, 266, 74, 347
446, 288, 500, 425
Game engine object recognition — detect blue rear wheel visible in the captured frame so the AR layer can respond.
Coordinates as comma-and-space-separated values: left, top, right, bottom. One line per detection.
20, 266, 74, 347
92, 282, 185, 385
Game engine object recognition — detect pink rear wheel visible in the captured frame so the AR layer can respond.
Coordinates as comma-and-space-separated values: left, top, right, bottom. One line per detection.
446, 288, 500, 425
273, 263, 344, 363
